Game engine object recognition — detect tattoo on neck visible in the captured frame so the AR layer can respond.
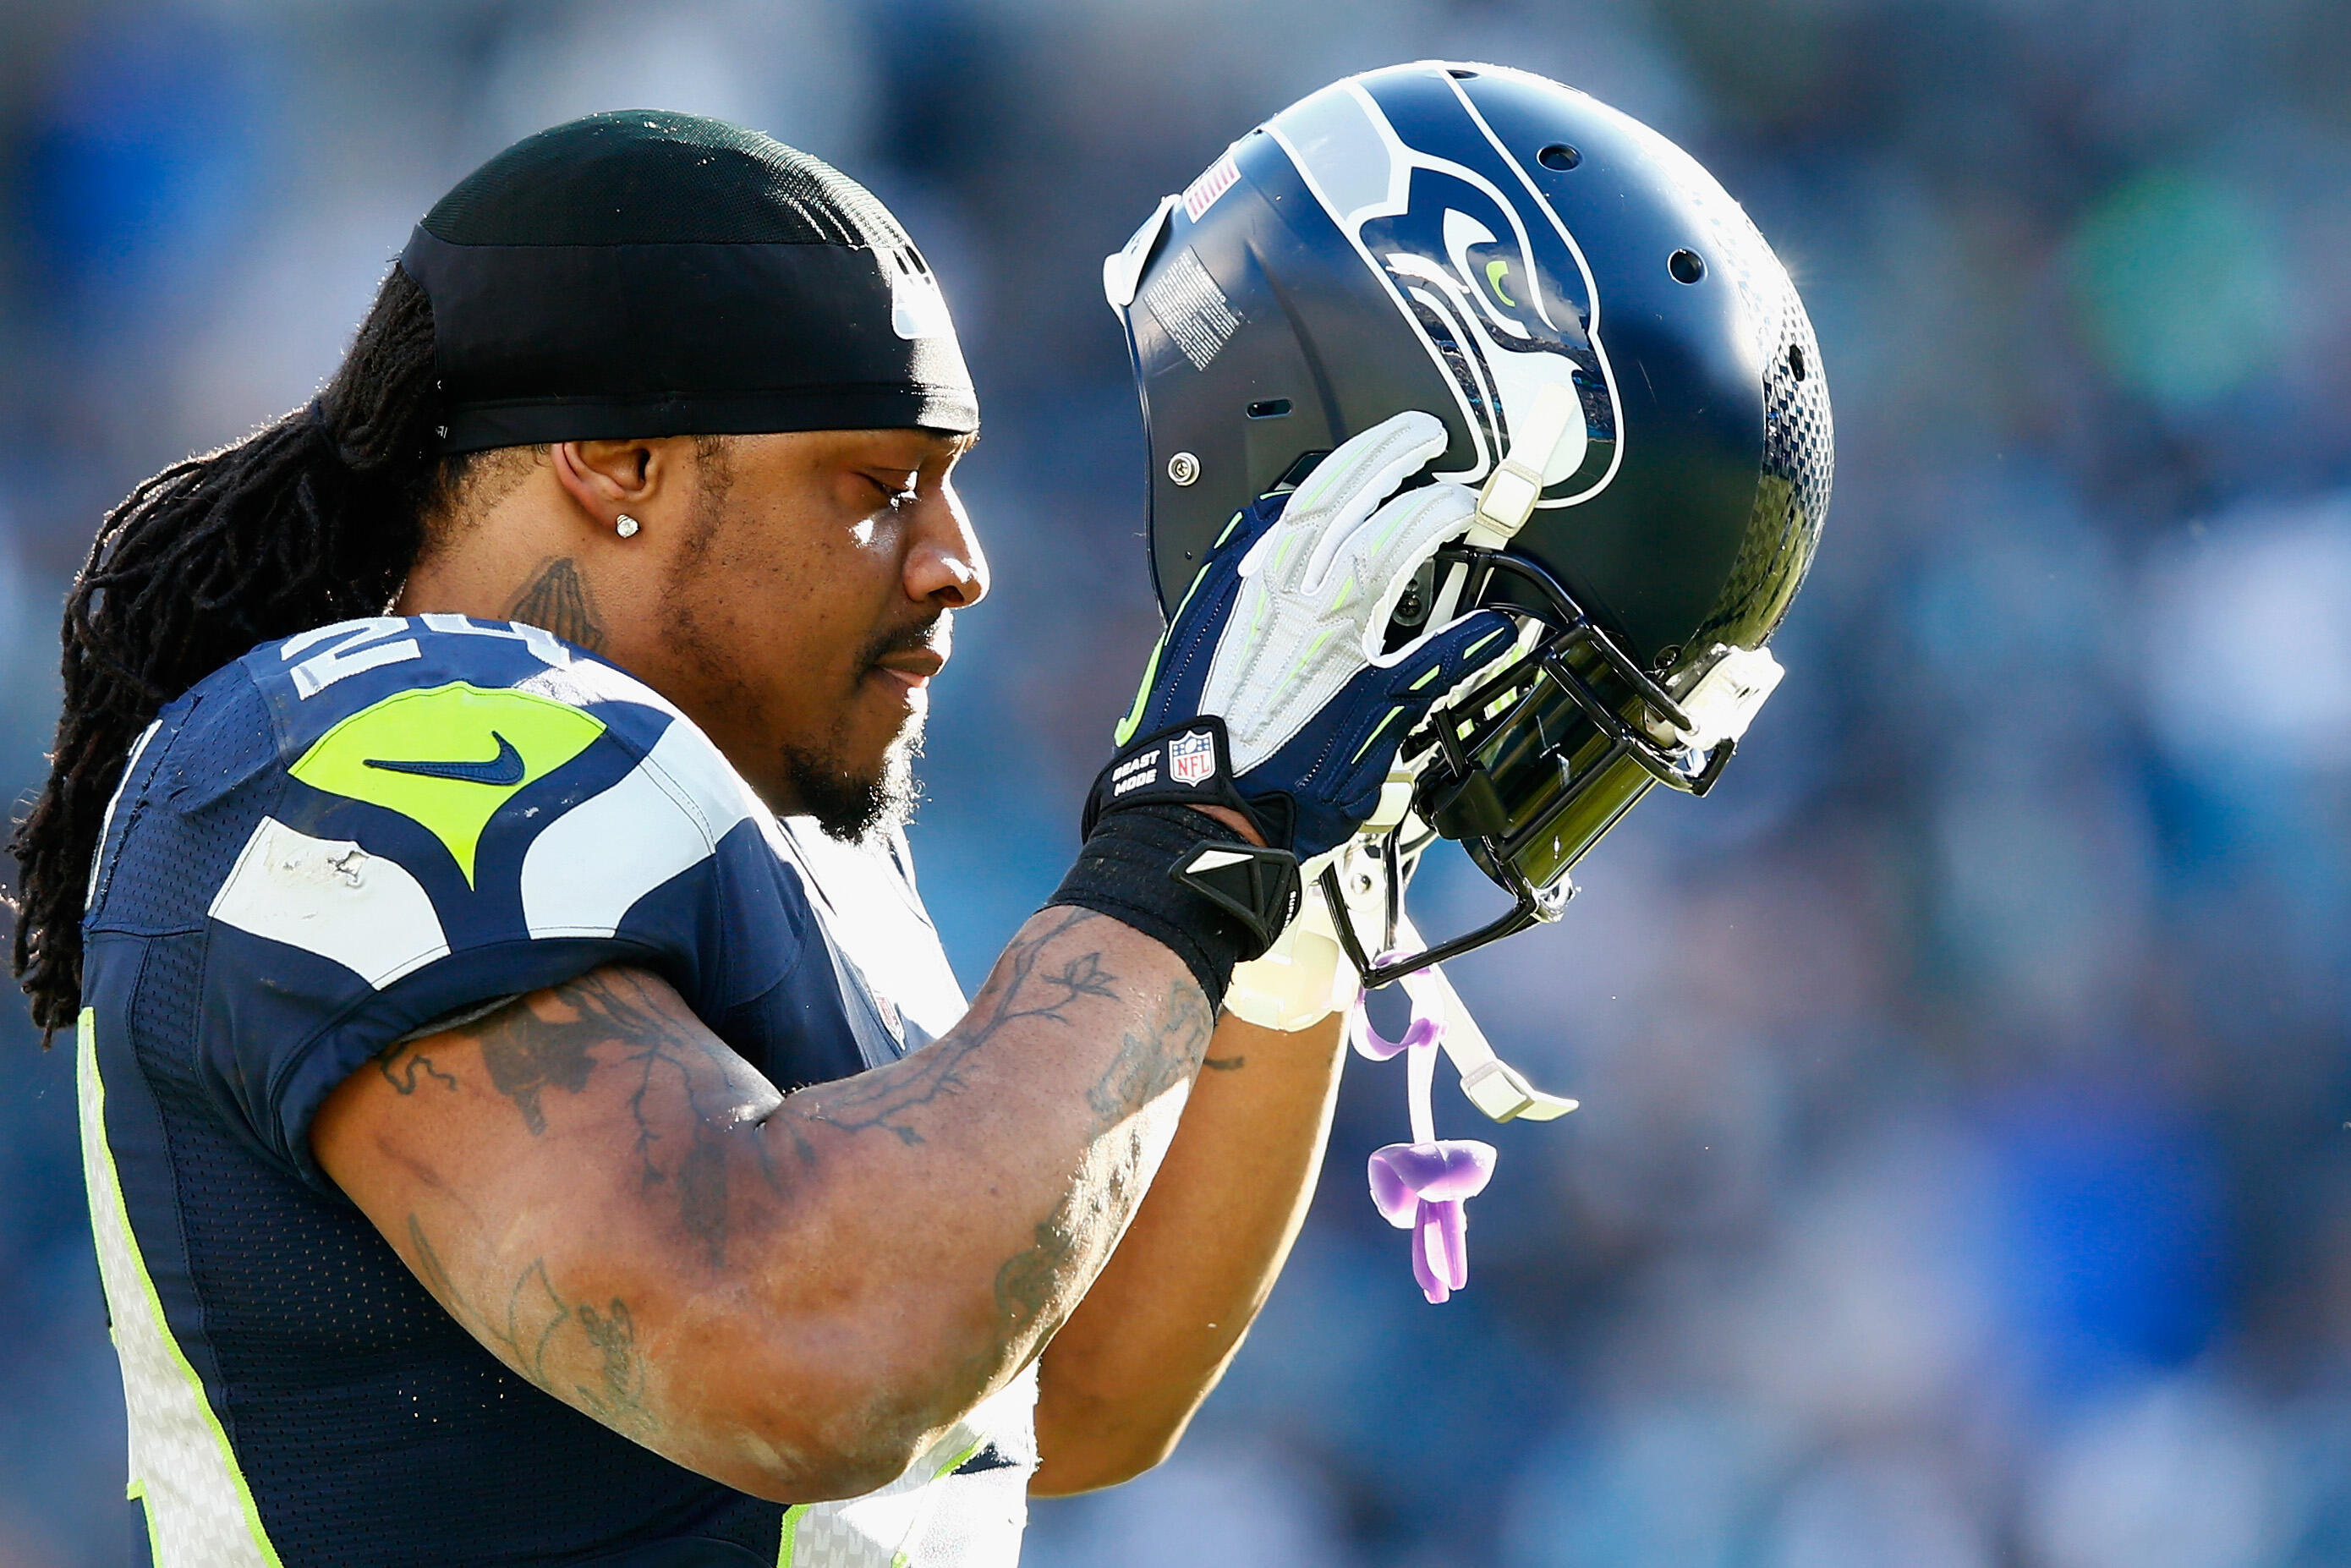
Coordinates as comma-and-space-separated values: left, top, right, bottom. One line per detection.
507, 556, 605, 650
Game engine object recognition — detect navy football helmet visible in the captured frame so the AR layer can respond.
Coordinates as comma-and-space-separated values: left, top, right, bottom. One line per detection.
1104, 61, 1833, 980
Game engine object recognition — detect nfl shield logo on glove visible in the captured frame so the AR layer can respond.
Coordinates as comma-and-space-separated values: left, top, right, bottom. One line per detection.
1169, 729, 1217, 787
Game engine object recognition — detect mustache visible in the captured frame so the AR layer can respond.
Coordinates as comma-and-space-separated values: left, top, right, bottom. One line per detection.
859, 611, 951, 669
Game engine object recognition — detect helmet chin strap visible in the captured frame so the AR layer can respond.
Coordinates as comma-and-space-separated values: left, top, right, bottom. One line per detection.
1225, 825, 1577, 1303
1467, 379, 1585, 547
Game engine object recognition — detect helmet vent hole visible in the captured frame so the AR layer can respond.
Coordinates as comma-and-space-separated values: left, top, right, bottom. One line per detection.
1537, 144, 1581, 171
1247, 398, 1293, 419
1447, 67, 1479, 79
1787, 343, 1808, 381
1669, 249, 1707, 284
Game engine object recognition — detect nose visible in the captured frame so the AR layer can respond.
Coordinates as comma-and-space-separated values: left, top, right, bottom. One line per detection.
904, 480, 990, 609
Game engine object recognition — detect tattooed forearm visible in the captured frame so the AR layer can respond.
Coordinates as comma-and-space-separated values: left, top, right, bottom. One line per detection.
406, 1213, 657, 1438
960, 973, 1215, 1376
800, 908, 1120, 1145
1086, 979, 1214, 1127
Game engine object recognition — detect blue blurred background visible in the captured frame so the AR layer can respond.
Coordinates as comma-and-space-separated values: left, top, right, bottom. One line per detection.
3, 1, 2348, 1563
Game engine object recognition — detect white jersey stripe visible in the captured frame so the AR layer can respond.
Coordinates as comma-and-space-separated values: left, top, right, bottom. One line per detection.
519, 717, 756, 939
78, 1010, 285, 1566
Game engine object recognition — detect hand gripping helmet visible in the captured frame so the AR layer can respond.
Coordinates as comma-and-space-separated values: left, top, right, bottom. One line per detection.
1104, 62, 1833, 979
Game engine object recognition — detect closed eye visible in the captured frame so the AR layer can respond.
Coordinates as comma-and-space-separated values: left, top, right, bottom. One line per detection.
865, 472, 921, 511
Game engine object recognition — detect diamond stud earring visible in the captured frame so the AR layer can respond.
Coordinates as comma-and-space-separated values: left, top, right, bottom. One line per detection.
615, 514, 641, 539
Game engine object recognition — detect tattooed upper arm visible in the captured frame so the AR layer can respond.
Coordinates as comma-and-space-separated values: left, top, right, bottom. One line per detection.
332, 969, 787, 1259
309, 908, 1217, 1499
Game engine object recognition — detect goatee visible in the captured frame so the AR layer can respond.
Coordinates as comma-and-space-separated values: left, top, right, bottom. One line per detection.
781, 720, 923, 844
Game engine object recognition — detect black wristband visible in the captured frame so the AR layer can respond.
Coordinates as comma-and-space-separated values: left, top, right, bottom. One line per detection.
1080, 716, 1293, 850
1049, 806, 1282, 1010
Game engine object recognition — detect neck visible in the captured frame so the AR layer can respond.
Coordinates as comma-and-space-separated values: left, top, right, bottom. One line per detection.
397, 511, 792, 814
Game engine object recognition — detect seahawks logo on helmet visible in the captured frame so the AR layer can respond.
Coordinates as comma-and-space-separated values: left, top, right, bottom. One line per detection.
1264, 73, 1624, 508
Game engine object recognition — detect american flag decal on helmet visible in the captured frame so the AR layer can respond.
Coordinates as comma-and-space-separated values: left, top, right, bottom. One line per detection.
1182, 150, 1241, 222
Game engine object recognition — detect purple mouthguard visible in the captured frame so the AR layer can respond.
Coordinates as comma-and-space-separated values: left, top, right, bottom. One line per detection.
1351, 953, 1499, 1304
1367, 1142, 1497, 1302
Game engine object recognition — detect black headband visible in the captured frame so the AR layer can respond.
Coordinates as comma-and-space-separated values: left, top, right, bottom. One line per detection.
398, 112, 978, 453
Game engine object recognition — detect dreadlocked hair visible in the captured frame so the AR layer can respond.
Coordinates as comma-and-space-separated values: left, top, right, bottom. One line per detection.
9, 264, 454, 1037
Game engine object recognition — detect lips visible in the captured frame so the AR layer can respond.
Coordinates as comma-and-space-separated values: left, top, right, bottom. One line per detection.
872, 650, 945, 690
864, 612, 951, 698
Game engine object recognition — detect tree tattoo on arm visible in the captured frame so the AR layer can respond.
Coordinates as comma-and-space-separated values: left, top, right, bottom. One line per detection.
424, 972, 783, 1266
797, 907, 1122, 1146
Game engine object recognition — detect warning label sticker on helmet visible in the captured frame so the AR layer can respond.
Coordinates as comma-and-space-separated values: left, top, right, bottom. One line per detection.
1141, 249, 1241, 371
1183, 150, 1242, 222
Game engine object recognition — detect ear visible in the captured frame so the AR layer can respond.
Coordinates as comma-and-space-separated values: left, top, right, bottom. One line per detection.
549, 438, 692, 529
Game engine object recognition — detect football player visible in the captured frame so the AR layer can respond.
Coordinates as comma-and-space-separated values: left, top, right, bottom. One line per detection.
14, 54, 1830, 1566
13, 112, 1504, 1565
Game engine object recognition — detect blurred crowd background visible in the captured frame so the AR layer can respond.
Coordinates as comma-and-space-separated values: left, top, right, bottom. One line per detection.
1, 0, 2348, 1563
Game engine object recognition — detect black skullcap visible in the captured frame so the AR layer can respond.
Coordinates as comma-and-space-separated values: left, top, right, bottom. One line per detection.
399, 110, 976, 452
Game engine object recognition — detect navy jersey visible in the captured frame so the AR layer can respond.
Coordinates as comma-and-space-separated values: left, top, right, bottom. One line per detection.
74, 615, 1035, 1566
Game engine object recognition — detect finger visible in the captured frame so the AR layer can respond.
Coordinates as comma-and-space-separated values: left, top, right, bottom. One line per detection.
1383, 610, 1519, 714
1224, 491, 1294, 578
1259, 411, 1449, 585
1325, 609, 1518, 792
1345, 485, 1478, 657
1343, 480, 1477, 610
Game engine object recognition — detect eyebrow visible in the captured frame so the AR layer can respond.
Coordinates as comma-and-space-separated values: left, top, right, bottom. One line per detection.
863, 428, 975, 469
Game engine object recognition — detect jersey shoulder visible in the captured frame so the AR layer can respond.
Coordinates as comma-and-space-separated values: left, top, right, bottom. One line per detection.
101, 616, 825, 1180
197, 610, 788, 953
239, 613, 674, 774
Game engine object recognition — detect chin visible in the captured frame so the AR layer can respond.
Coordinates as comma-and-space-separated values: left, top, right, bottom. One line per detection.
782, 715, 924, 844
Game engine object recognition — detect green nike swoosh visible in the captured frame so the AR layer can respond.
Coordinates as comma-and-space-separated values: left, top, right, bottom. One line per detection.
362, 732, 527, 787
